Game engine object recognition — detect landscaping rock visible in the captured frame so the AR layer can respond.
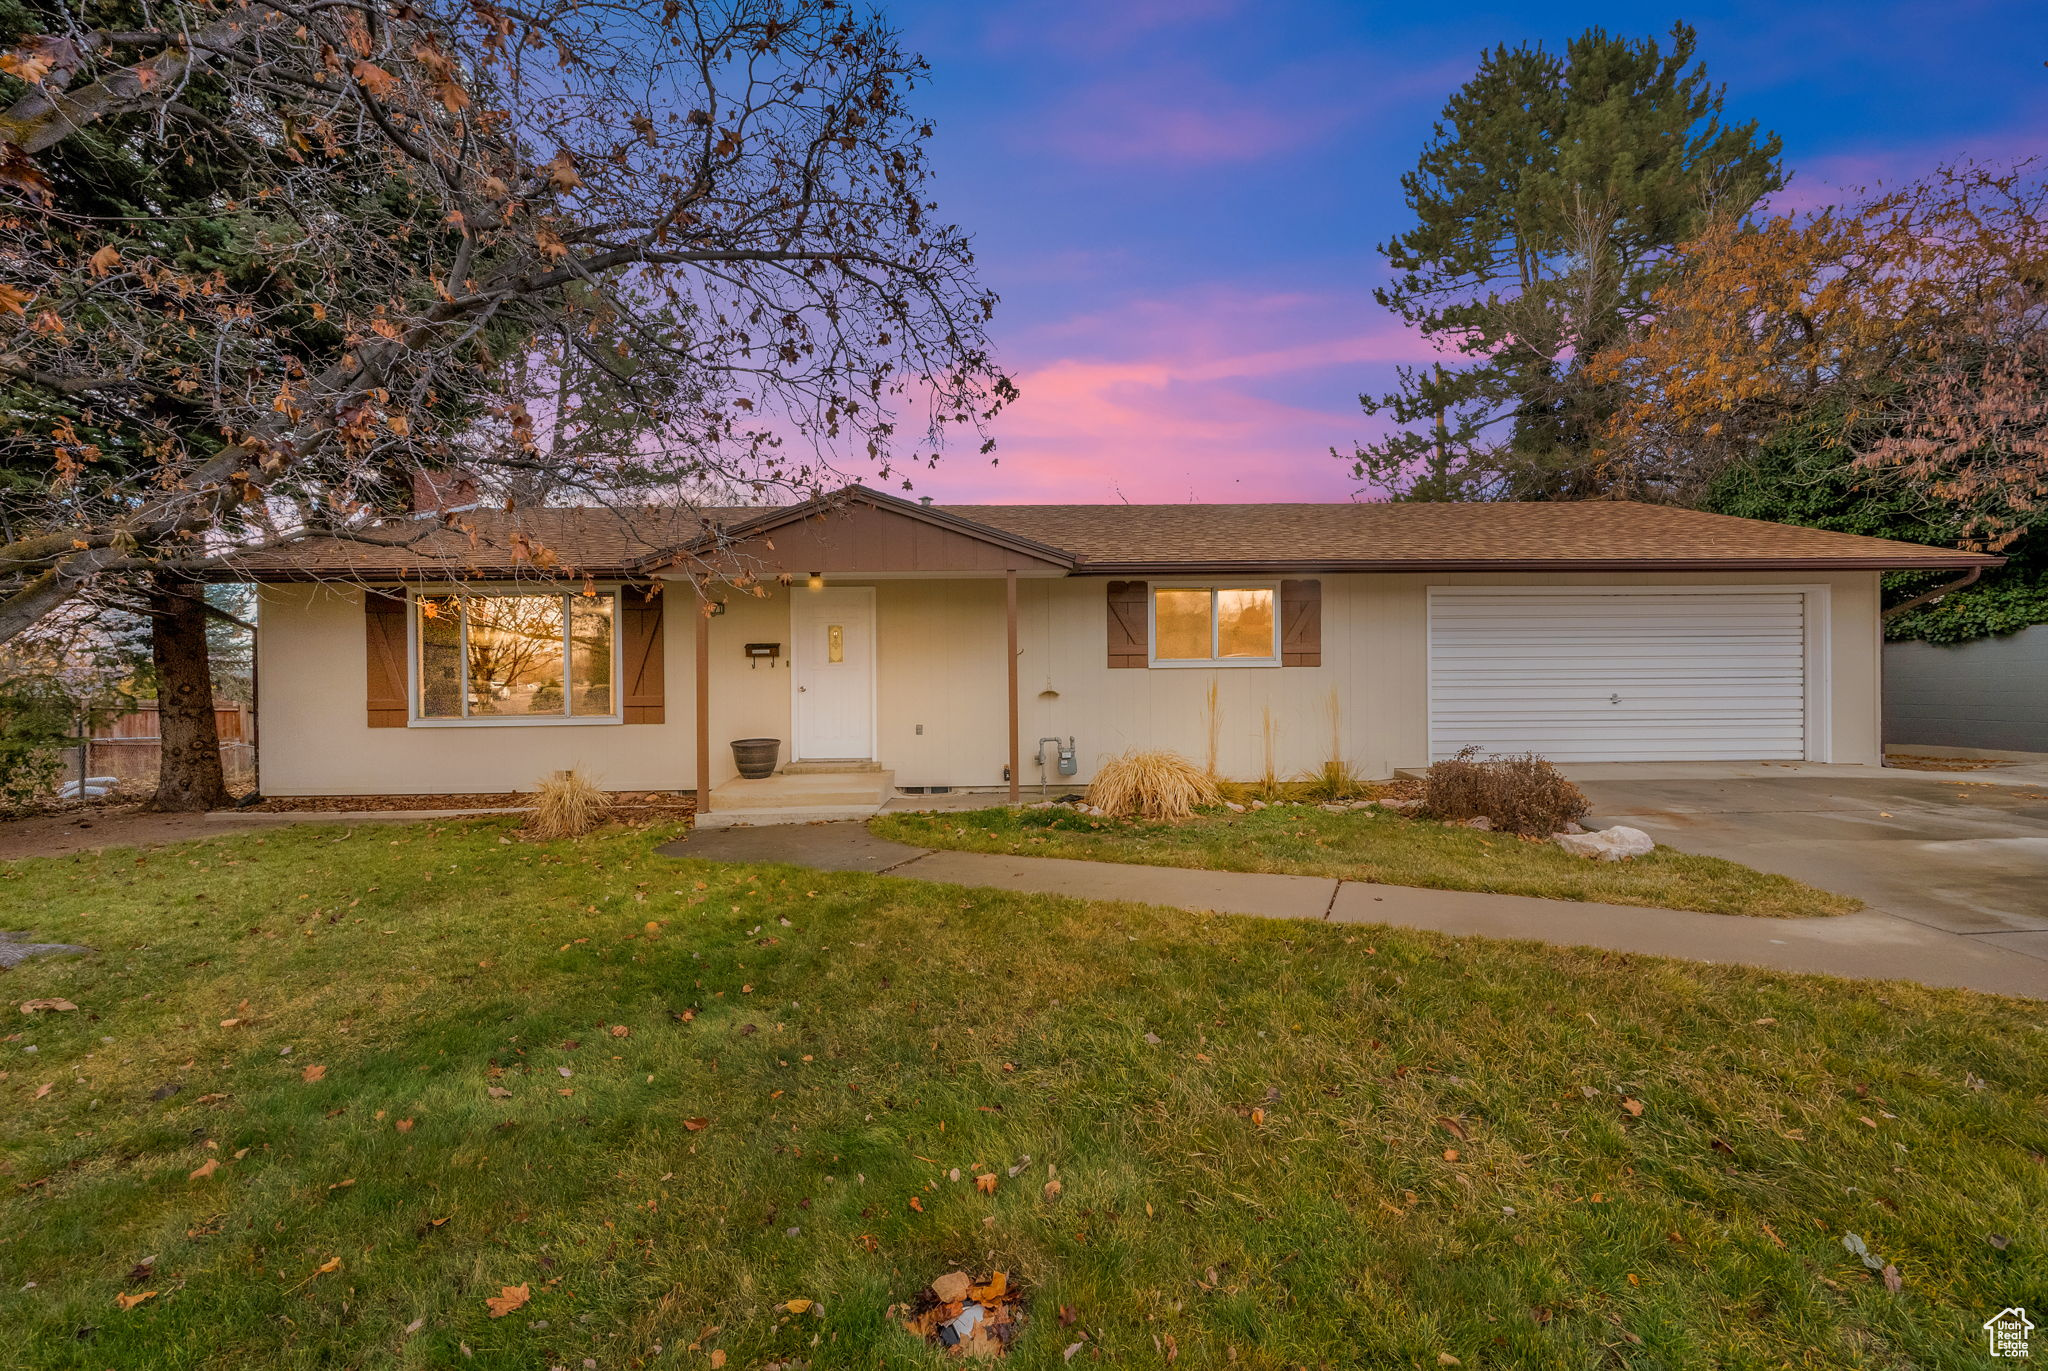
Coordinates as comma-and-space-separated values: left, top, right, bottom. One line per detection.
1376, 798, 1423, 812
1553, 826, 1655, 862
1224, 801, 1245, 813
1461, 816, 1494, 831
0, 932, 92, 969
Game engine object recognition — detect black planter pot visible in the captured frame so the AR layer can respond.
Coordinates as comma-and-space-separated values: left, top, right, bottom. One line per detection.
730, 737, 782, 780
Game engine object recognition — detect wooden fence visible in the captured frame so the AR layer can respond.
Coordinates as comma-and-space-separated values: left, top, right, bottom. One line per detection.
73, 702, 256, 791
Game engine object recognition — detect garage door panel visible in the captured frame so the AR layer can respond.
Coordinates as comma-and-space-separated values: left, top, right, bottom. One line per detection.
1428, 589, 1809, 763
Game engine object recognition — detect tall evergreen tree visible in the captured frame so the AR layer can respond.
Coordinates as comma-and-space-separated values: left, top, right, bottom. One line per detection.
1348, 24, 1783, 501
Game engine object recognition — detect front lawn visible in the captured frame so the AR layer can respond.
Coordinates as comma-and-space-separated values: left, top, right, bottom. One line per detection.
873, 804, 1857, 918
0, 819, 2034, 1370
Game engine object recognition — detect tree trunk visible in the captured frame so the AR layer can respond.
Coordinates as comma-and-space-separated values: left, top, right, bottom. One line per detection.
145, 574, 232, 812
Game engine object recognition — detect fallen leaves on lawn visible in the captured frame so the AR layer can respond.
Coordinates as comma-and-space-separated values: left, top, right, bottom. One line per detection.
897, 1268, 1027, 1358
485, 1283, 530, 1318
301, 1064, 327, 1083
19, 998, 76, 1013
487, 1086, 512, 1099
114, 1290, 157, 1311
976, 1172, 998, 1195
1620, 1098, 1644, 1117
683, 1117, 710, 1132
1436, 1116, 1468, 1141
189, 1158, 219, 1181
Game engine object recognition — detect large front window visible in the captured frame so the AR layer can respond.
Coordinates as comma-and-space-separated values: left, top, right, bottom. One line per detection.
1151, 585, 1278, 665
416, 591, 616, 720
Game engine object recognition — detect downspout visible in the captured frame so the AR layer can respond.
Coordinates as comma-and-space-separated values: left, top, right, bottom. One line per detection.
1881, 566, 1982, 621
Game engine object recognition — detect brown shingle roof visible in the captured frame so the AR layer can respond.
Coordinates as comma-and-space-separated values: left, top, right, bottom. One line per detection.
939, 499, 2001, 572
230, 489, 2000, 580
231, 504, 756, 580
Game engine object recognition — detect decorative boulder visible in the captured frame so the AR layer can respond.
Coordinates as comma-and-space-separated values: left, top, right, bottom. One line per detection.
1552, 825, 1655, 862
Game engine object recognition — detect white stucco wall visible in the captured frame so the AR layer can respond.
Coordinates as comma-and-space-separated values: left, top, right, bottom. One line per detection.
255, 569, 1884, 795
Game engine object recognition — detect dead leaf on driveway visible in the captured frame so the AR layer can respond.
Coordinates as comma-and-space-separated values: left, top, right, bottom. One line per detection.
485, 1283, 529, 1318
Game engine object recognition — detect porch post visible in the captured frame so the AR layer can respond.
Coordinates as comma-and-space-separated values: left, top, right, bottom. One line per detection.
694, 580, 712, 815
1006, 568, 1019, 805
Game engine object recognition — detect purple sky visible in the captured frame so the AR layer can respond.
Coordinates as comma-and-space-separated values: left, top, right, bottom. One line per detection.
875, 0, 2048, 505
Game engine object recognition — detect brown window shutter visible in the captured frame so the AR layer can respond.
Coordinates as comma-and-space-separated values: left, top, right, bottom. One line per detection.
1106, 580, 1148, 668
620, 585, 665, 723
364, 590, 409, 727
1281, 579, 1321, 667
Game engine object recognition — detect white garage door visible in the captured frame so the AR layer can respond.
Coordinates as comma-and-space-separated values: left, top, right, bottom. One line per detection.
1428, 589, 1809, 763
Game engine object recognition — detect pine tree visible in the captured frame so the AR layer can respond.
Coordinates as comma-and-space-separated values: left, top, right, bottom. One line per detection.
1349, 24, 1783, 501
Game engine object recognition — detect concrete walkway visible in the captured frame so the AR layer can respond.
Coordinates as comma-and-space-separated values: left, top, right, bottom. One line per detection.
661, 821, 2048, 1000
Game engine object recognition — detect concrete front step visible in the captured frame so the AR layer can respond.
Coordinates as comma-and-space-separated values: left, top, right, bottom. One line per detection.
709, 769, 894, 811
778, 759, 885, 775
694, 804, 890, 830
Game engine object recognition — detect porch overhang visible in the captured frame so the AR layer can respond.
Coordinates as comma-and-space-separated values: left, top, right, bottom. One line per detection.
641, 484, 1075, 579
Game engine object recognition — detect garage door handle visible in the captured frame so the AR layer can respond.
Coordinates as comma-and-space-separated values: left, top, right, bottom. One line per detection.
1609, 694, 1621, 704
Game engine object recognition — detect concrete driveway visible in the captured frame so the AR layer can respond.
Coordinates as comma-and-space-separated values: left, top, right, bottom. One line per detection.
1579, 765, 2048, 962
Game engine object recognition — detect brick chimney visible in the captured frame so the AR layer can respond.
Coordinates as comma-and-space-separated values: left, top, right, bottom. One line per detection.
410, 468, 481, 514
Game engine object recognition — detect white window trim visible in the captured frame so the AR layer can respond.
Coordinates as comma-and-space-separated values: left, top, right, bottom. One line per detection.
405, 585, 624, 727
1146, 579, 1283, 668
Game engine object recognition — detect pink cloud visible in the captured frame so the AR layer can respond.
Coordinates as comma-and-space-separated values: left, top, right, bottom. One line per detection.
908, 286, 1438, 504
1764, 108, 2048, 215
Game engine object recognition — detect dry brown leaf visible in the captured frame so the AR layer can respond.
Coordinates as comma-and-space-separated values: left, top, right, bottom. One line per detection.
1443, 1148, 1459, 1163
1620, 1098, 1644, 1117
484, 1283, 530, 1318
34, 1082, 52, 1100
19, 998, 77, 1013
610, 1025, 630, 1038
975, 1172, 998, 1195
931, 1272, 972, 1303
709, 1351, 727, 1368
1250, 1107, 1266, 1126
301, 1064, 327, 1083
315, 1257, 341, 1276
396, 1118, 415, 1132
487, 1086, 512, 1099
908, 1195, 924, 1213
114, 1290, 157, 1311
683, 1117, 710, 1131
1436, 1116, 1468, 1141
1762, 1221, 1785, 1248
189, 1158, 219, 1181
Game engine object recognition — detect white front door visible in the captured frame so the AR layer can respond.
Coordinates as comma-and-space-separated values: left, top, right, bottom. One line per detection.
791, 586, 876, 760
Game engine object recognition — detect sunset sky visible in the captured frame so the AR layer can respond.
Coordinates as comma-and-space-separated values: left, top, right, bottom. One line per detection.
878, 0, 2048, 505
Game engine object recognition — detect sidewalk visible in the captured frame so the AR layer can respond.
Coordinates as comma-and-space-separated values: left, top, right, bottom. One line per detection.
663, 822, 2048, 1000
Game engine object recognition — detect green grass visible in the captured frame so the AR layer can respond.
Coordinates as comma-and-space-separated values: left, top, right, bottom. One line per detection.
872, 804, 1859, 919
0, 818, 2036, 1370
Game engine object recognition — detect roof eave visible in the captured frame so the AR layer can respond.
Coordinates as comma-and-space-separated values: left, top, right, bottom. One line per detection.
1070, 554, 2007, 575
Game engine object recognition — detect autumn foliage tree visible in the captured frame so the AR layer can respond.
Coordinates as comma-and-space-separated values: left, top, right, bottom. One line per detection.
0, 0, 1011, 649
1594, 164, 2048, 553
